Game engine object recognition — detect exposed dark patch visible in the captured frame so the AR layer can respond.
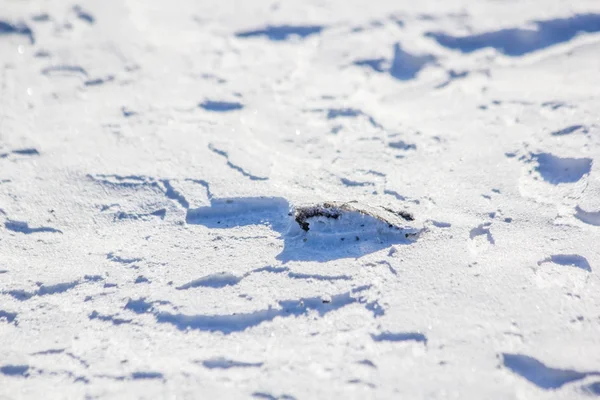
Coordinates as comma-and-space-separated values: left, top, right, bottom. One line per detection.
201, 357, 263, 369
199, 100, 243, 112
0, 310, 17, 325
501, 353, 600, 389
0, 20, 34, 44
73, 5, 95, 24
382, 207, 414, 222
294, 202, 416, 234
0, 365, 29, 377
538, 254, 591, 272
294, 203, 341, 231
551, 125, 587, 136
4, 220, 62, 234
236, 25, 324, 41
426, 14, 600, 56
371, 331, 427, 344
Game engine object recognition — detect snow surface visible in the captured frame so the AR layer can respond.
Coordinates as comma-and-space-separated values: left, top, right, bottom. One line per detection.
1, 0, 600, 398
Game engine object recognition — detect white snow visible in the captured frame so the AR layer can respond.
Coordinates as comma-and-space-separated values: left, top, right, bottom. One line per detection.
1, 0, 600, 398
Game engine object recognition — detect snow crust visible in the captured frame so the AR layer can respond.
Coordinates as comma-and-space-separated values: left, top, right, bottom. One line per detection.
1, 0, 600, 398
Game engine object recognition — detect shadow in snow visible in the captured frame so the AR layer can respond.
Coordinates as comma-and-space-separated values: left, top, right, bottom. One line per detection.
0, 365, 29, 376
5, 220, 62, 234
6, 281, 79, 301
354, 43, 436, 81
0, 310, 17, 325
73, 5, 94, 24
551, 125, 587, 136
199, 100, 244, 112
236, 25, 324, 41
200, 357, 263, 369
537, 254, 591, 272
575, 206, 600, 226
371, 331, 427, 344
152, 286, 374, 334
502, 353, 600, 389
0, 20, 34, 44
469, 223, 494, 245
252, 392, 296, 400
177, 273, 241, 290
582, 381, 600, 396
390, 43, 437, 80
531, 153, 592, 184
176, 266, 351, 291
426, 14, 600, 56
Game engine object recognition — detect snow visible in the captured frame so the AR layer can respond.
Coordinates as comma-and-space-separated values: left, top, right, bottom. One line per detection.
1, 0, 600, 398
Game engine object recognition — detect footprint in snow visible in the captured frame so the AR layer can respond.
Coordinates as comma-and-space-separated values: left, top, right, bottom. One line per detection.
186, 198, 421, 262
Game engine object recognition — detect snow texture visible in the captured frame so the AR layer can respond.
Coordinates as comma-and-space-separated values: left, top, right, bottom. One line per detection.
1, 0, 600, 398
